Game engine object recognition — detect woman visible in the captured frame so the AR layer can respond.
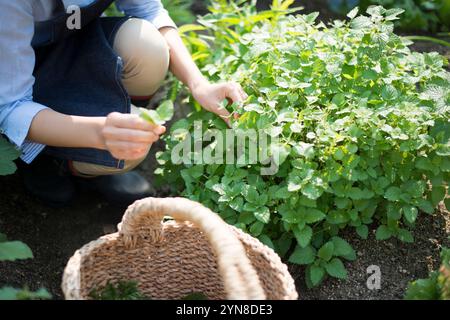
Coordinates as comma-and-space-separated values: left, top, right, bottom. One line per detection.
0, 0, 247, 206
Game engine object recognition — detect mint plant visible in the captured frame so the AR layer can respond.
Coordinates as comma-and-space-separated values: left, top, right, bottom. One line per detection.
405, 246, 450, 300
157, 1, 450, 287
0, 137, 50, 300
89, 280, 207, 300
0, 136, 20, 175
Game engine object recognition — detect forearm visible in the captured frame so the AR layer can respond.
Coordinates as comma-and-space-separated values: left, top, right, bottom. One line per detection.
159, 27, 208, 91
27, 109, 106, 150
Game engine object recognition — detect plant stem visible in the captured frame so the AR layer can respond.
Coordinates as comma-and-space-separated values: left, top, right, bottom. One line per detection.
404, 36, 450, 48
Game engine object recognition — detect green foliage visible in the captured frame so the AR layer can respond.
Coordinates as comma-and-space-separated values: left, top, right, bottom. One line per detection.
356, 0, 450, 32
405, 247, 450, 300
0, 136, 20, 176
158, 1, 450, 287
140, 100, 174, 125
89, 280, 207, 300
89, 281, 148, 300
0, 233, 51, 300
104, 0, 195, 25
0, 287, 51, 300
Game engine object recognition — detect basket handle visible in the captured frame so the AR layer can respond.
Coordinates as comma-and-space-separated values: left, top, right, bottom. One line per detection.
118, 197, 266, 300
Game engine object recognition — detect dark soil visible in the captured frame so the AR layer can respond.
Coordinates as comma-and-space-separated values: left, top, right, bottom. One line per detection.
1, 1, 449, 300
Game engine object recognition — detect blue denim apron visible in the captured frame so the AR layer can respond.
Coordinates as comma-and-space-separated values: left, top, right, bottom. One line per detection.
32, 0, 130, 169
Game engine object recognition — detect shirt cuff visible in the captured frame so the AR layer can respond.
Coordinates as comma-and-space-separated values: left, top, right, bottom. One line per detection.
1, 100, 47, 148
20, 140, 46, 164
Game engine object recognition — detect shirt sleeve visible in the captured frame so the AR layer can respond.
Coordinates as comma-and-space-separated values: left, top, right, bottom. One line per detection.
116, 0, 177, 29
0, 0, 48, 163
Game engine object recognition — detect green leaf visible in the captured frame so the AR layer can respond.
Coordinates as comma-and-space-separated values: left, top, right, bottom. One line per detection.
350, 16, 372, 29
0, 241, 33, 261
347, 6, 359, 19
249, 221, 264, 236
417, 199, 434, 214
404, 276, 440, 300
288, 245, 316, 265
0, 136, 20, 176
304, 209, 326, 223
294, 225, 313, 248
415, 157, 434, 171
156, 100, 174, 122
402, 205, 418, 224
271, 143, 290, 166
254, 206, 270, 224
140, 100, 174, 125
182, 292, 208, 300
384, 8, 405, 21
258, 234, 275, 250
229, 196, 244, 211
397, 228, 414, 243
431, 185, 446, 207
0, 287, 51, 300
301, 183, 322, 200
244, 185, 259, 203
318, 241, 334, 261
356, 225, 369, 239
331, 237, 355, 260
325, 258, 348, 279
381, 85, 398, 101
276, 234, 293, 257
335, 197, 351, 209
309, 265, 326, 286
385, 186, 401, 201
375, 225, 392, 240
445, 198, 450, 211
140, 108, 162, 125
274, 186, 291, 199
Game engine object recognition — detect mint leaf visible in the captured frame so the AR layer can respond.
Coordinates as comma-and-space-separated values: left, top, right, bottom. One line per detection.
318, 241, 334, 261
376, 225, 392, 240
0, 241, 33, 261
289, 245, 316, 265
294, 225, 313, 248
325, 258, 348, 279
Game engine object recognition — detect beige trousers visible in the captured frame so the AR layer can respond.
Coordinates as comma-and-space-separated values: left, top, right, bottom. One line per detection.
72, 18, 170, 176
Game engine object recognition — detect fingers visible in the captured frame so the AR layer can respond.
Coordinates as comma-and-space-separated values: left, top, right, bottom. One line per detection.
214, 102, 232, 127
107, 112, 166, 134
224, 82, 246, 103
102, 127, 160, 144
223, 82, 248, 120
104, 112, 166, 160
107, 141, 151, 161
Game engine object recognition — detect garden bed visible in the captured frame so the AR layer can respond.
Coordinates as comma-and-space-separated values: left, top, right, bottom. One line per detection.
0, 162, 448, 300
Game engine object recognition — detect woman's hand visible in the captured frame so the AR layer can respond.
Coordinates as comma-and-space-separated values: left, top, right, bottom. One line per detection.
190, 80, 248, 126
101, 112, 166, 160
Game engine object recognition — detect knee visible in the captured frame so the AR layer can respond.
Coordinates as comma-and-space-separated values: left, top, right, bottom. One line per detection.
72, 157, 146, 176
114, 18, 170, 96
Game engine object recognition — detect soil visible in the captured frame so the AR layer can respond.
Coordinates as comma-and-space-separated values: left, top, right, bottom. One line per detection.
0, 0, 449, 300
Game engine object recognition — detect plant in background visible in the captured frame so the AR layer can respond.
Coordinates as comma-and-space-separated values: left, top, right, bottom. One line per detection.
105, 0, 196, 25
405, 246, 450, 299
89, 281, 148, 300
157, 0, 450, 287
89, 280, 207, 300
330, 0, 450, 32
0, 136, 20, 176
0, 136, 50, 300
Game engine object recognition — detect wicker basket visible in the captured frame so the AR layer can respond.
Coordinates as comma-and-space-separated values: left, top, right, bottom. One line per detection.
62, 197, 298, 300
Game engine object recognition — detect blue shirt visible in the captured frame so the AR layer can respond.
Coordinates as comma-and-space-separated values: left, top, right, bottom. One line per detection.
0, 0, 176, 163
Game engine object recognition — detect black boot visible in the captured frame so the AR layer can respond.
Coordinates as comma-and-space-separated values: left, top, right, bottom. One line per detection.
18, 154, 75, 207
75, 171, 153, 206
